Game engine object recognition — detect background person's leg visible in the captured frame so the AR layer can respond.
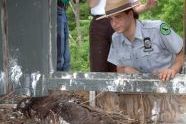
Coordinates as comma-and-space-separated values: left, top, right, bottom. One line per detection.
89, 17, 116, 72
57, 7, 70, 71
62, 10, 70, 71
57, 7, 64, 71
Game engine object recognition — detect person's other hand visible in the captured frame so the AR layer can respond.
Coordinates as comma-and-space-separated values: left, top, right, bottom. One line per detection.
88, 0, 100, 8
159, 68, 177, 81
134, 0, 157, 13
145, 0, 157, 10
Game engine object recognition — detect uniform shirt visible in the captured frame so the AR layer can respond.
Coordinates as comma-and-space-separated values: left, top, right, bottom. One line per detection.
91, 0, 106, 15
107, 20, 183, 73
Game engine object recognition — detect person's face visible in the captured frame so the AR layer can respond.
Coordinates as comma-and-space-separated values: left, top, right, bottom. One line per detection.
109, 11, 132, 33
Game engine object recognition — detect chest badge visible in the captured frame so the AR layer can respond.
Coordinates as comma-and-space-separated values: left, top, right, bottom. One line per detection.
143, 37, 153, 52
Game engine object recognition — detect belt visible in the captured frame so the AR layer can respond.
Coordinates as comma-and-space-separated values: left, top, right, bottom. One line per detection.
92, 15, 104, 19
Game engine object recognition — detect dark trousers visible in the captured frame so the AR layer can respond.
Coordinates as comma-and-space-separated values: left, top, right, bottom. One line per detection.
89, 16, 116, 72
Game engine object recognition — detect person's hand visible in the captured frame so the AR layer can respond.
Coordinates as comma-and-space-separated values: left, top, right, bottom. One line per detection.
145, 0, 157, 10
134, 0, 157, 13
158, 68, 177, 81
117, 66, 139, 74
124, 67, 139, 74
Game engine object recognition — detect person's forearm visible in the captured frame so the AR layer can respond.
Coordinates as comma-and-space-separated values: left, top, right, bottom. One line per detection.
134, 4, 147, 14
117, 66, 125, 73
88, 0, 99, 8
117, 66, 139, 73
134, 0, 157, 14
170, 49, 184, 73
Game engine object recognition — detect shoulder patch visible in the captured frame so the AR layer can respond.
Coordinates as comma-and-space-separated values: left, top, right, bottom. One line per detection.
160, 23, 171, 35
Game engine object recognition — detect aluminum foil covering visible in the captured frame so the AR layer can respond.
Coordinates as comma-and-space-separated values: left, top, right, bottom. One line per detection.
46, 72, 186, 95
1, 72, 186, 96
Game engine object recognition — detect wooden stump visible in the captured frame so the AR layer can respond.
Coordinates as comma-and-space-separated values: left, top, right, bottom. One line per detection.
96, 92, 186, 123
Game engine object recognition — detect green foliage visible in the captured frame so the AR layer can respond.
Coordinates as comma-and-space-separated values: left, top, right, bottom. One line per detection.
68, 1, 184, 71
66, 7, 75, 31
140, 0, 183, 36
66, 2, 90, 31
70, 36, 89, 71
70, 19, 90, 71
67, 3, 90, 71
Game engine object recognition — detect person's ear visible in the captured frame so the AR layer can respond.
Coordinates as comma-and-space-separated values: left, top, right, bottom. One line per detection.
128, 10, 133, 18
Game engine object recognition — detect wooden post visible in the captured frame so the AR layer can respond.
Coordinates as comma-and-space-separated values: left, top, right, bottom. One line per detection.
1, 0, 11, 94
48, 0, 54, 76
89, 91, 95, 107
184, 0, 186, 54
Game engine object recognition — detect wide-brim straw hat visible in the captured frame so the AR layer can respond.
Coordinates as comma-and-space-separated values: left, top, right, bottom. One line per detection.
97, 0, 140, 20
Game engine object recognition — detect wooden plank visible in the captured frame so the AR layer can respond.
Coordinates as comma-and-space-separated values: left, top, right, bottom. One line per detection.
0, 104, 16, 109
184, 0, 186, 54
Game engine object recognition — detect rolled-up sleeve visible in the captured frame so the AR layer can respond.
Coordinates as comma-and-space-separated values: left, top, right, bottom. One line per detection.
159, 22, 183, 54
107, 42, 119, 65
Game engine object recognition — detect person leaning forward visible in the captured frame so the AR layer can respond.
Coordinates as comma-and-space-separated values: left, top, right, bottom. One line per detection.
88, 0, 157, 72
100, 0, 184, 81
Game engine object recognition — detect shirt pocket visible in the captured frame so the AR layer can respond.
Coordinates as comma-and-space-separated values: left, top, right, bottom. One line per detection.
136, 45, 162, 72
135, 46, 152, 72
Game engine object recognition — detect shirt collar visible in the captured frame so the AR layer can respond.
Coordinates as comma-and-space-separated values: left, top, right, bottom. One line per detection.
121, 34, 131, 46
121, 20, 143, 45
134, 20, 143, 41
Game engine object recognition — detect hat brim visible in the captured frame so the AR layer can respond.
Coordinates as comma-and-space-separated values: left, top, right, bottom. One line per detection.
96, 3, 139, 20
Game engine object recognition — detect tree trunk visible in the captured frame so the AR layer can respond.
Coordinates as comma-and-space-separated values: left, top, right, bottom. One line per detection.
74, 0, 82, 45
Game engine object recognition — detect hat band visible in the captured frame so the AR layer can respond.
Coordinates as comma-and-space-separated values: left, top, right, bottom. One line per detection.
106, 1, 139, 16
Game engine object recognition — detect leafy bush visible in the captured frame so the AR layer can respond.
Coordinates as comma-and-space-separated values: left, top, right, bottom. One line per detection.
140, 0, 183, 36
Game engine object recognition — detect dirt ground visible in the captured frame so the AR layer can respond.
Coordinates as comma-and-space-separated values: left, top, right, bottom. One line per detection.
1, 91, 185, 124
0, 91, 139, 124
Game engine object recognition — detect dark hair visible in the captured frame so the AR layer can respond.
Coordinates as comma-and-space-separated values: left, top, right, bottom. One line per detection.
124, 9, 139, 19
